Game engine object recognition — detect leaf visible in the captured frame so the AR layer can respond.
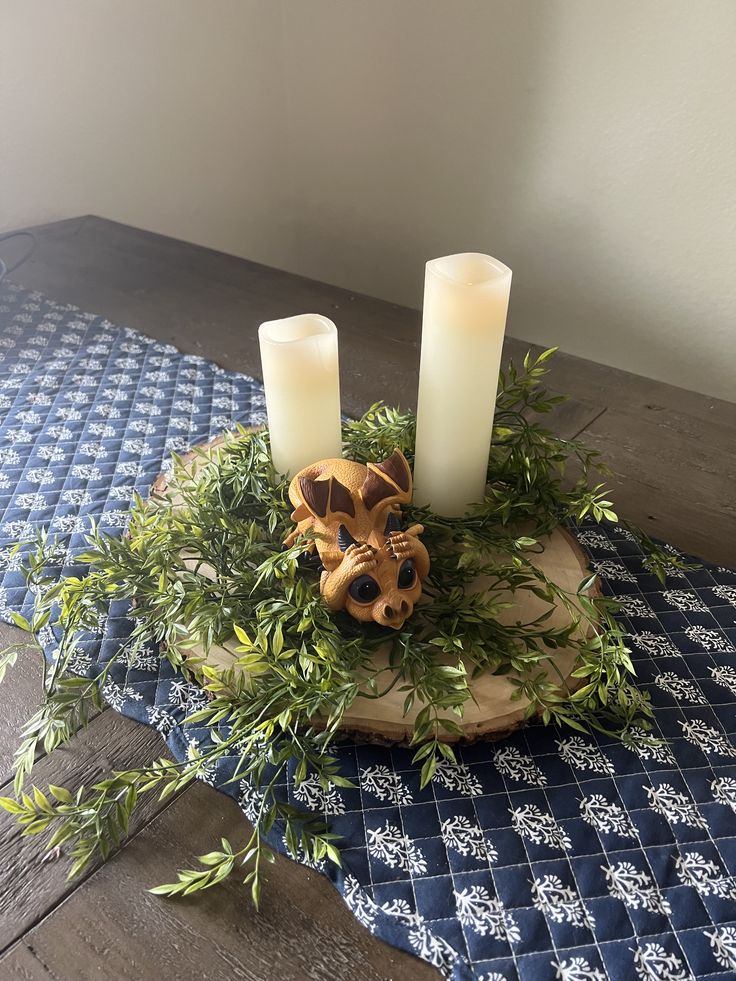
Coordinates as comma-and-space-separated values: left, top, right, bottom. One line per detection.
233, 624, 252, 649
23, 817, 52, 835
148, 883, 180, 896
271, 623, 284, 657
0, 796, 25, 814
197, 851, 227, 867
535, 346, 558, 364
33, 787, 52, 813
251, 875, 261, 909
578, 573, 598, 593
0, 647, 19, 685
419, 754, 437, 789
9, 612, 32, 632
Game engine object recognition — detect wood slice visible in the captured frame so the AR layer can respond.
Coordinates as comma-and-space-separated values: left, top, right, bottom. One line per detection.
151, 432, 597, 744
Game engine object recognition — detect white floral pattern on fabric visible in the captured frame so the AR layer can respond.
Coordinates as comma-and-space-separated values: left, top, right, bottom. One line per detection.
624, 727, 678, 764
579, 794, 639, 838
556, 736, 615, 775
343, 874, 378, 931
632, 943, 693, 981
66, 646, 93, 675
675, 851, 736, 899
407, 922, 461, 978
185, 736, 217, 785
703, 926, 736, 971
551, 957, 606, 981
367, 822, 428, 875
510, 803, 572, 850
237, 779, 262, 824
531, 875, 593, 928
654, 672, 707, 704
630, 632, 682, 658
127, 644, 161, 674
102, 680, 143, 711
679, 718, 736, 758
684, 625, 734, 652
441, 816, 498, 862
603, 862, 672, 915
454, 886, 520, 942
293, 775, 346, 815
709, 663, 736, 695
432, 758, 483, 797
492, 745, 547, 786
662, 589, 708, 612
167, 678, 209, 713
712, 584, 736, 607
145, 705, 177, 737
591, 560, 637, 583
645, 784, 708, 830
613, 595, 656, 618
360, 764, 414, 805
344, 877, 462, 978
711, 776, 736, 813
576, 530, 616, 551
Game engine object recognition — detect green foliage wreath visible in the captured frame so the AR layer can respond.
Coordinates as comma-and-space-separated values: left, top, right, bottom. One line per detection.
0, 349, 693, 903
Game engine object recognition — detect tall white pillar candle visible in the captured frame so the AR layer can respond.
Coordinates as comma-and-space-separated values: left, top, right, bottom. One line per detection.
412, 253, 512, 516
258, 314, 342, 476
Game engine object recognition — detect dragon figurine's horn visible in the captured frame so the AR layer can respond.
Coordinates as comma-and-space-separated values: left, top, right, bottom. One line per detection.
384, 511, 402, 536
338, 524, 359, 552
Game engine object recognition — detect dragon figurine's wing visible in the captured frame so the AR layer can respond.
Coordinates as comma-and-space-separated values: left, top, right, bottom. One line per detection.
360, 449, 413, 511
292, 474, 356, 524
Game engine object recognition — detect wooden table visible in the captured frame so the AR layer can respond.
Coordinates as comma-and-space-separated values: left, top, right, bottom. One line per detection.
0, 216, 734, 981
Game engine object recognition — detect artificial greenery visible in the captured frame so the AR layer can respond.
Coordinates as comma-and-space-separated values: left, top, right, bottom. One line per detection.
0, 348, 696, 905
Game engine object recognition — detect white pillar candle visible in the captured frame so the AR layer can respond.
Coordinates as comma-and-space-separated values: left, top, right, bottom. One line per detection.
258, 314, 342, 476
412, 253, 512, 516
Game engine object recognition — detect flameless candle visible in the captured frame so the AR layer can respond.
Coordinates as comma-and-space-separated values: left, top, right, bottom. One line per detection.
258, 314, 342, 475
412, 253, 512, 516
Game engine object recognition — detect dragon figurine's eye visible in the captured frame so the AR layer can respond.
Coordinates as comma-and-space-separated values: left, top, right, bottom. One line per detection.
349, 575, 381, 604
397, 558, 416, 589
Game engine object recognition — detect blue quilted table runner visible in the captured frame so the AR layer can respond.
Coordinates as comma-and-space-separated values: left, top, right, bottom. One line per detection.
1, 281, 735, 981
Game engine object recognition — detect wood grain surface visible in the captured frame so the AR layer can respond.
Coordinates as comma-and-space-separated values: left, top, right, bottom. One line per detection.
0, 215, 733, 980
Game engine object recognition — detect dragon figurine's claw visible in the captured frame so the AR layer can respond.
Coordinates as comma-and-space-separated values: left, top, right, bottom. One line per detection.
384, 531, 414, 560
345, 542, 379, 573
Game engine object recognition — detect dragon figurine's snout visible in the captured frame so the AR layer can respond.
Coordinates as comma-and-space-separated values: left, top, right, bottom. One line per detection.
285, 449, 429, 628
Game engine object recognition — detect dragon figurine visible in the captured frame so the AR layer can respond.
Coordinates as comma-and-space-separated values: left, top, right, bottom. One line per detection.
285, 449, 430, 629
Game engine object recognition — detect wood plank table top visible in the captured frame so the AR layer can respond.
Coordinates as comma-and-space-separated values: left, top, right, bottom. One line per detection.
0, 215, 733, 981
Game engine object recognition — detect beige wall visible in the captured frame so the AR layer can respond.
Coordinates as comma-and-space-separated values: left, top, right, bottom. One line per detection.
0, 1, 291, 266
2, 1, 735, 400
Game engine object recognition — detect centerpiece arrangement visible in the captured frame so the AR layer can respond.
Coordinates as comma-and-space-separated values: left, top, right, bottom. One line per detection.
1, 253, 687, 905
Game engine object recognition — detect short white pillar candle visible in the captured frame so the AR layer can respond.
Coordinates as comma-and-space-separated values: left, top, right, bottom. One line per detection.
258, 314, 343, 476
412, 253, 512, 516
